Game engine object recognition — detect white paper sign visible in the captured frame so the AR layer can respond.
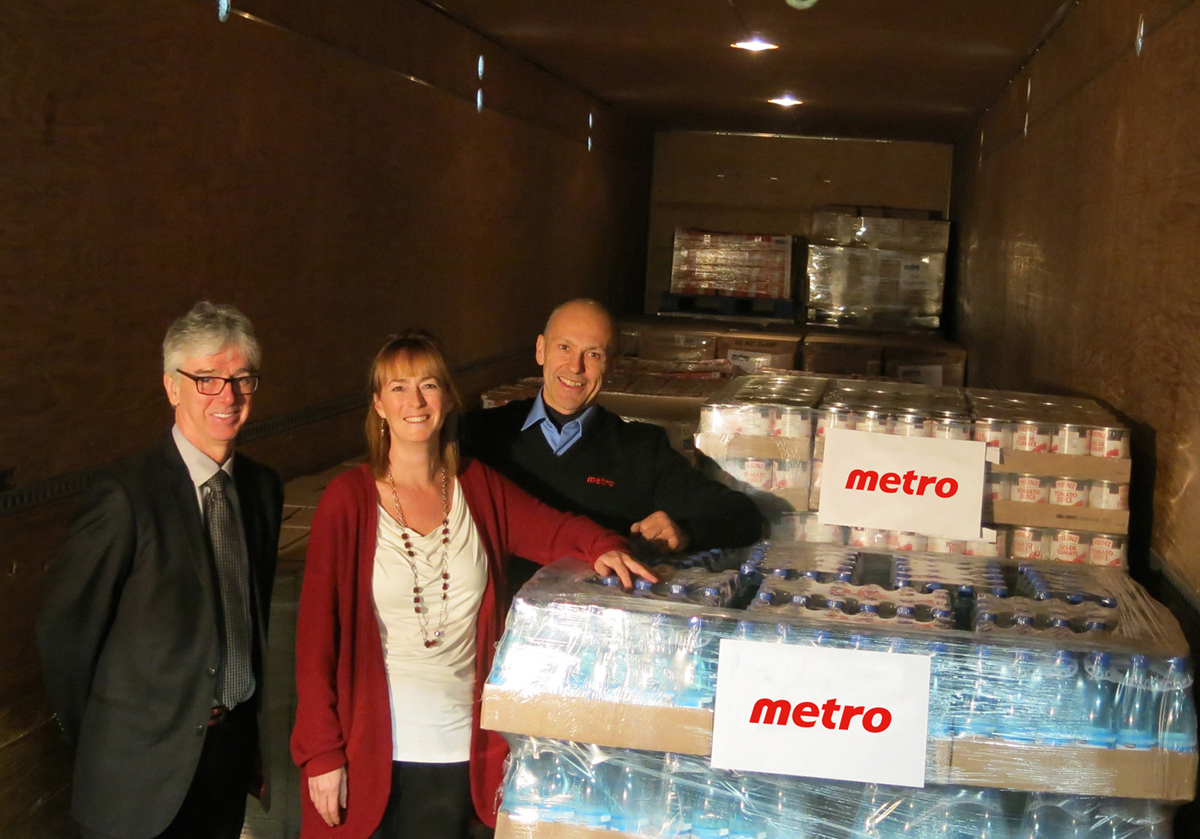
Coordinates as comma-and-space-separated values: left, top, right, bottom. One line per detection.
817, 428, 987, 540
711, 640, 931, 788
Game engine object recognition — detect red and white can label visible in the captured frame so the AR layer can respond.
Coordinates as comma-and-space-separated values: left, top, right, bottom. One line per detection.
849, 527, 887, 548
1049, 478, 1087, 507
773, 407, 812, 440
1088, 481, 1129, 511
1011, 527, 1047, 559
930, 419, 971, 441
1050, 529, 1087, 563
738, 407, 773, 436
986, 473, 1012, 502
1011, 474, 1050, 504
892, 416, 930, 438
1051, 425, 1090, 456
1013, 422, 1051, 453
856, 411, 891, 435
1089, 427, 1130, 459
1088, 534, 1127, 567
772, 460, 811, 490
974, 420, 1012, 449
740, 458, 773, 489
887, 531, 928, 552
927, 535, 968, 555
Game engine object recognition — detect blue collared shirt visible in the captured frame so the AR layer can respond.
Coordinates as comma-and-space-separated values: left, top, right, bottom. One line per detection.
522, 392, 596, 456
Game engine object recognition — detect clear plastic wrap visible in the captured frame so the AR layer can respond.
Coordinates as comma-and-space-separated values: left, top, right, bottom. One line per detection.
670, 229, 794, 299
483, 552, 1196, 798
806, 245, 945, 329
497, 736, 1178, 838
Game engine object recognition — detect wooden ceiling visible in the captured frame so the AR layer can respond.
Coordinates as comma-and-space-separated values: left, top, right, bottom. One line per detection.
432, 0, 1076, 142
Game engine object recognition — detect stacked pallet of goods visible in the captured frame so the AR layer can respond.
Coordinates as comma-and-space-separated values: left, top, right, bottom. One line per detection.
806, 208, 949, 330
483, 548, 1195, 838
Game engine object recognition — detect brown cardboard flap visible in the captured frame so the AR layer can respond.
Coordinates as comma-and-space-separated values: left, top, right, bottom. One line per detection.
991, 500, 1129, 534
948, 741, 1198, 801
481, 687, 714, 755
993, 450, 1132, 482
496, 813, 640, 839
695, 432, 812, 461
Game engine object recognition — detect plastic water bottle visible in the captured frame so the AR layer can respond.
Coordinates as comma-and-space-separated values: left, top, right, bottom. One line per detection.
1037, 650, 1081, 746
692, 775, 733, 839
539, 752, 576, 822
1116, 654, 1158, 749
995, 650, 1038, 743
729, 776, 767, 839
500, 747, 543, 821
958, 646, 997, 739
1081, 652, 1117, 748
939, 787, 1010, 839
658, 754, 694, 837
609, 758, 651, 834
1016, 793, 1085, 839
677, 617, 717, 708
1158, 656, 1198, 752
927, 641, 954, 738
574, 764, 612, 828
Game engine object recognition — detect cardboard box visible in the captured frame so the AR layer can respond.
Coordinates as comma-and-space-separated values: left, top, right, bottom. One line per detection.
883, 343, 968, 388
854, 216, 904, 250
991, 450, 1132, 483
669, 229, 794, 299
902, 219, 951, 252
990, 499, 1129, 535
638, 330, 718, 362
810, 211, 857, 245
596, 391, 708, 424
480, 686, 713, 755
496, 813, 636, 839
802, 335, 884, 376
715, 334, 801, 372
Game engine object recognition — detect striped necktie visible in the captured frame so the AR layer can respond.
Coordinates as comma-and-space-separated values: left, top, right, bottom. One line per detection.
203, 470, 253, 707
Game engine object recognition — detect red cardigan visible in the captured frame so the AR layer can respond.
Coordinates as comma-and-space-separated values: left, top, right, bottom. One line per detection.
290, 460, 629, 837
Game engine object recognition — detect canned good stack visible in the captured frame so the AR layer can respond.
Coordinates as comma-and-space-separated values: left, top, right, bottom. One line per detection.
669, 228, 794, 299
695, 374, 827, 512
970, 389, 1132, 568
483, 552, 1197, 832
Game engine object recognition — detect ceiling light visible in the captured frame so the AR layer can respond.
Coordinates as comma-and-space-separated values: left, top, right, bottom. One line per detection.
769, 95, 803, 107
732, 37, 778, 51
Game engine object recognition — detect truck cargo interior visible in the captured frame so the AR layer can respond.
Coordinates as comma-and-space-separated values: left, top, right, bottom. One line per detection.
4, 0, 1199, 835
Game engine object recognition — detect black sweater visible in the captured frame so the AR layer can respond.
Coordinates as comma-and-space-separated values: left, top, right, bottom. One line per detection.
460, 399, 762, 550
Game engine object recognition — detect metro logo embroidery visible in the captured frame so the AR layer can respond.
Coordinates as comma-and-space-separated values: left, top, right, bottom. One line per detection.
748, 697, 893, 733
586, 476, 615, 487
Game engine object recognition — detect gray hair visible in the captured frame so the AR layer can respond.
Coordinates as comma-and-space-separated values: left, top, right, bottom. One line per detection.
162, 301, 261, 375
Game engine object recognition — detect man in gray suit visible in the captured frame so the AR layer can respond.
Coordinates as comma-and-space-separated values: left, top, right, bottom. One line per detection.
38, 302, 283, 839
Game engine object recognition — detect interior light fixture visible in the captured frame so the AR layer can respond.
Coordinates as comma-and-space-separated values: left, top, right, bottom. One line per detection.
732, 36, 778, 51
768, 95, 803, 107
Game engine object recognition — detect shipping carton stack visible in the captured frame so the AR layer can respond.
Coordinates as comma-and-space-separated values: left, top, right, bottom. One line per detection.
484, 551, 1196, 838
806, 208, 950, 330
620, 317, 804, 375
664, 229, 797, 320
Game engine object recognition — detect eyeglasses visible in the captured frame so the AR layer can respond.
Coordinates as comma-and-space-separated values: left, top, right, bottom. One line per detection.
176, 370, 260, 395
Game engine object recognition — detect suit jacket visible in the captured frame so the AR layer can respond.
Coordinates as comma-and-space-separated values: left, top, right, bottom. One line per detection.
37, 433, 283, 839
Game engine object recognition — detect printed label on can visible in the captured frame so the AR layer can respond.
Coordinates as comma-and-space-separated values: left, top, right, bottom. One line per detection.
774, 407, 812, 440
1013, 423, 1051, 453
817, 410, 853, 436
986, 473, 1011, 502
856, 412, 891, 435
741, 458, 772, 489
849, 527, 886, 548
892, 417, 930, 438
739, 407, 773, 436
1088, 481, 1129, 511
1011, 527, 1046, 559
973, 420, 1012, 449
887, 531, 928, 552
926, 536, 967, 555
1049, 478, 1087, 507
1050, 530, 1087, 563
930, 420, 970, 441
1051, 425, 1090, 456
1088, 535, 1126, 567
772, 460, 811, 490
1089, 427, 1130, 459
1011, 474, 1050, 504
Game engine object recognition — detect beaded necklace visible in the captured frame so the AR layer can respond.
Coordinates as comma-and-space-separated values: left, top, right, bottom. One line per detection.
385, 467, 451, 648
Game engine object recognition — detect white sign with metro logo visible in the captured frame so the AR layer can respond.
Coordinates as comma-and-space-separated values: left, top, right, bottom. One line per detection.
817, 428, 987, 540
711, 640, 931, 788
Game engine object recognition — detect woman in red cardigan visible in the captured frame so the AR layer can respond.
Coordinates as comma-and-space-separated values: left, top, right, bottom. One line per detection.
291, 332, 654, 839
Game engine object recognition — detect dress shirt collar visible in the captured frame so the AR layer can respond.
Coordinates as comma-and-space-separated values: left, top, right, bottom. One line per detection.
172, 425, 235, 492
521, 391, 596, 456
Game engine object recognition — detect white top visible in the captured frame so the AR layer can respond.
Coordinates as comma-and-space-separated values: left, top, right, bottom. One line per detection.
373, 479, 487, 762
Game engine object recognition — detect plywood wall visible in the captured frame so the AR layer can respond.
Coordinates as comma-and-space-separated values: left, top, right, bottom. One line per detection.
952, 0, 1200, 595
645, 131, 953, 312
0, 0, 650, 832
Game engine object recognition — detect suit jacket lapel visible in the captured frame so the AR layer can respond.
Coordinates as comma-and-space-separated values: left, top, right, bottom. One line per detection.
158, 435, 217, 608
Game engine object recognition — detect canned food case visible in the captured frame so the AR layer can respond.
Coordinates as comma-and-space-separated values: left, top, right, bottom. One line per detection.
990, 498, 1129, 535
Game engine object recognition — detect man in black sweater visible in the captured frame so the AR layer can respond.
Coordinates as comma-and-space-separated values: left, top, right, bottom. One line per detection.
461, 299, 762, 555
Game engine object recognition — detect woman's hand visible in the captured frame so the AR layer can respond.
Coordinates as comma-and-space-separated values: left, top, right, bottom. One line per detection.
308, 766, 348, 827
595, 551, 658, 589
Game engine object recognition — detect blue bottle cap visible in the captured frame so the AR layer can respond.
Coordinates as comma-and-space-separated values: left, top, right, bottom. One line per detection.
755, 590, 776, 605
701, 585, 721, 599
991, 586, 1009, 597
601, 575, 622, 587
923, 582, 943, 592
1050, 617, 1070, 629
1099, 596, 1118, 608
958, 584, 975, 596
895, 605, 915, 618
1066, 593, 1085, 604
835, 570, 853, 582
790, 594, 808, 606
668, 581, 689, 597
825, 598, 845, 611
976, 611, 996, 624
1014, 614, 1034, 627
1130, 653, 1150, 668
933, 608, 953, 620
739, 563, 759, 577
1085, 619, 1107, 632
634, 579, 653, 593
857, 603, 879, 615
928, 641, 948, 654
1090, 651, 1112, 666
812, 630, 830, 645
